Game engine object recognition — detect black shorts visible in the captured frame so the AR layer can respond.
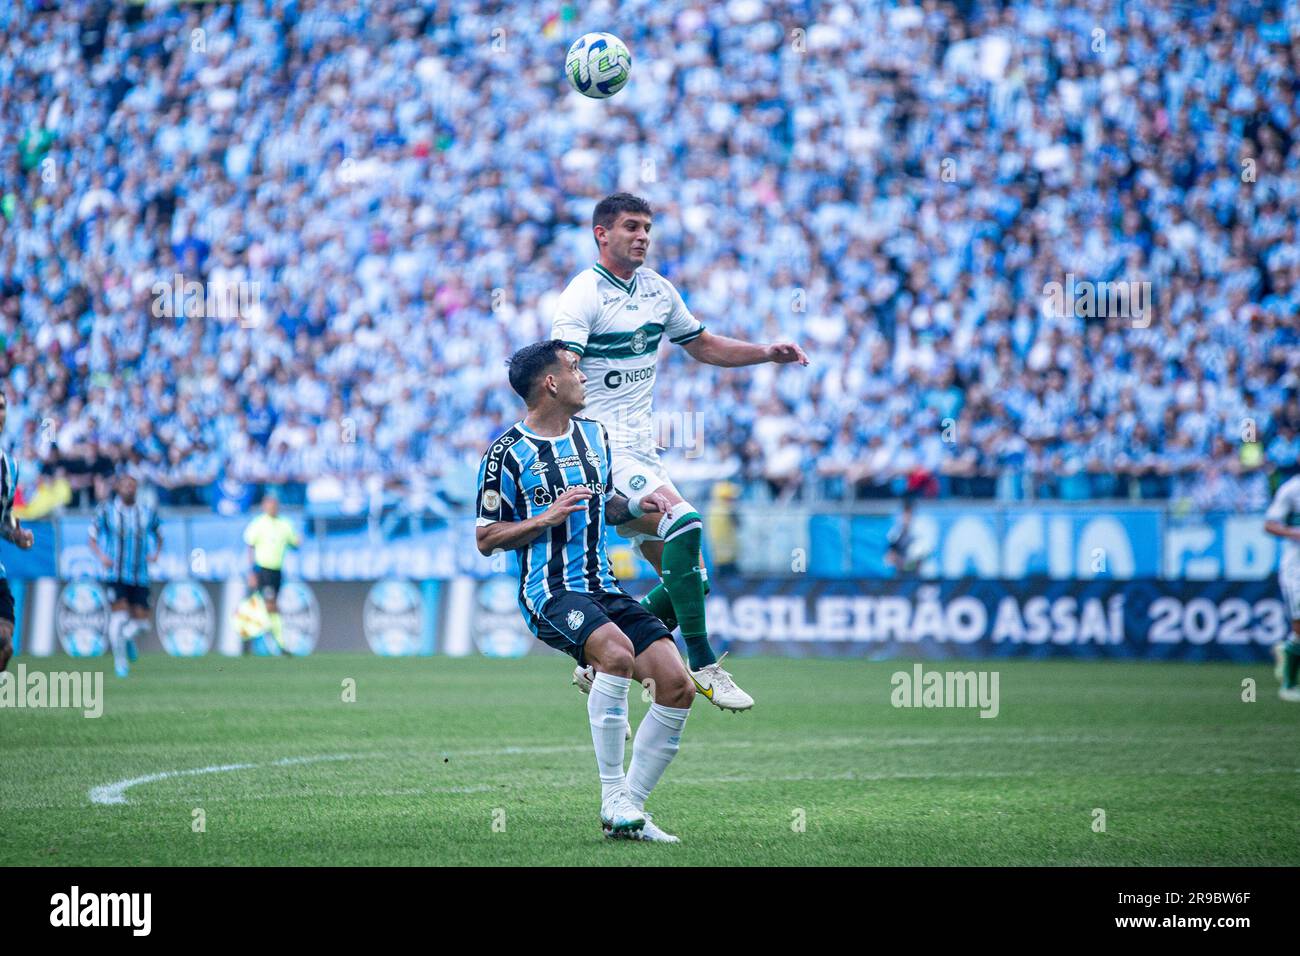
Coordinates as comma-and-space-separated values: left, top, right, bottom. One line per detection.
107, 580, 150, 609
254, 566, 282, 600
532, 590, 672, 666
0, 578, 13, 626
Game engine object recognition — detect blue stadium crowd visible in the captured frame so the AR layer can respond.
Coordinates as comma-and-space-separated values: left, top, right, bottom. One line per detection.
1, 0, 1297, 516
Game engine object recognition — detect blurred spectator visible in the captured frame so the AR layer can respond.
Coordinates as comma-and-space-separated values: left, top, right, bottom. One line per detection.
0, 0, 1296, 518
706, 480, 741, 576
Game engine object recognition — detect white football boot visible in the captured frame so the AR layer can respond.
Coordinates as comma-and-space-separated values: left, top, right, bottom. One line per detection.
605, 812, 680, 843
572, 664, 594, 693
1279, 686, 1300, 703
689, 652, 753, 712
572, 665, 631, 739
599, 791, 645, 836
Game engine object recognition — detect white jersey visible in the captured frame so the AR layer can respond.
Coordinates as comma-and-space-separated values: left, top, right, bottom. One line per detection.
1266, 474, 1300, 566
552, 264, 704, 450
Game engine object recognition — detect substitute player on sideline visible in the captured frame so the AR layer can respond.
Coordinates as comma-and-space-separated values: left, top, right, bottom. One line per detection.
0, 391, 34, 673
476, 340, 695, 842
1264, 460, 1300, 701
89, 474, 162, 678
552, 193, 809, 711
243, 491, 300, 654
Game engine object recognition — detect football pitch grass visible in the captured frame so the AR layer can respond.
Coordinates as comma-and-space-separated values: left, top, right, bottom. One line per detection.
3, 653, 1297, 866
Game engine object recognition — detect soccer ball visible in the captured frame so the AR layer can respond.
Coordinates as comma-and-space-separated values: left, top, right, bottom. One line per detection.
565, 32, 631, 99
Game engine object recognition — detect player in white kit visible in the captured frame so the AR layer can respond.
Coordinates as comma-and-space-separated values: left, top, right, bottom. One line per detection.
553, 193, 808, 712
1264, 465, 1300, 701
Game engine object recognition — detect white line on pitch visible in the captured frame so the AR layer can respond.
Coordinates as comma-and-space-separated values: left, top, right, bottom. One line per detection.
88, 754, 366, 806
89, 733, 1282, 806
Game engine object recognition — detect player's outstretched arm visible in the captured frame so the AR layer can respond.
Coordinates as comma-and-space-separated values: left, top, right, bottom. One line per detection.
681, 330, 809, 368
604, 490, 672, 525
1264, 521, 1300, 541
476, 487, 593, 556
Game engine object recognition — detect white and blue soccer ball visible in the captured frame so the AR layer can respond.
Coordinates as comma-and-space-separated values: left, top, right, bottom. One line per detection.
565, 32, 632, 99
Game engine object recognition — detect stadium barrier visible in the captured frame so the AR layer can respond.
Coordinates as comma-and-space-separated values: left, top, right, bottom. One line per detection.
14, 574, 1283, 662
48, 506, 1284, 582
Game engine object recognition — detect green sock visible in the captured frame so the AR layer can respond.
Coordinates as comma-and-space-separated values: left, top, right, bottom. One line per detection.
641, 574, 711, 635
659, 514, 716, 670
1284, 640, 1300, 689
640, 584, 678, 633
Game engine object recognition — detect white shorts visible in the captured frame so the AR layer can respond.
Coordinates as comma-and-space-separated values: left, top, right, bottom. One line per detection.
609, 442, 681, 547
1280, 553, 1300, 621
609, 442, 680, 501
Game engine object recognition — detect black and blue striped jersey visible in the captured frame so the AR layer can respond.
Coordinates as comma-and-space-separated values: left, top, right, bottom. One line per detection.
0, 451, 18, 579
91, 498, 162, 587
475, 416, 621, 618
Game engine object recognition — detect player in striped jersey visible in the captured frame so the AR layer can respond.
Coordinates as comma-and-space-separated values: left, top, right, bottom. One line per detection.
552, 193, 809, 712
89, 475, 162, 678
0, 391, 35, 673
475, 340, 695, 842
1264, 461, 1300, 701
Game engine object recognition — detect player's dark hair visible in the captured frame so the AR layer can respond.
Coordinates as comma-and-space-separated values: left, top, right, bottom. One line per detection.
507, 339, 568, 404
593, 193, 652, 238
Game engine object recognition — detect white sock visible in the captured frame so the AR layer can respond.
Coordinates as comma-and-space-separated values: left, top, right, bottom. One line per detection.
108, 610, 128, 670
588, 672, 632, 804
627, 703, 690, 810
